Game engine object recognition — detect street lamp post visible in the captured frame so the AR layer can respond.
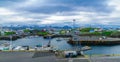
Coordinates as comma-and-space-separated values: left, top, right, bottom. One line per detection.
73, 19, 76, 30
10, 35, 12, 50
73, 19, 82, 54
47, 35, 51, 47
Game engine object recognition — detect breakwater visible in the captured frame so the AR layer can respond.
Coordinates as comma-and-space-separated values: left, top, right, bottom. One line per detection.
43, 35, 72, 39
68, 36, 120, 46
68, 40, 120, 46
0, 35, 28, 41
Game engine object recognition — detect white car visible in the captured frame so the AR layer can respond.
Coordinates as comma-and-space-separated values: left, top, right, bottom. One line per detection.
13, 46, 25, 51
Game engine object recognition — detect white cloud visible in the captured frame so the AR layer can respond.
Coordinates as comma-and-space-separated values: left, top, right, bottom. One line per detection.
38, 11, 94, 25
0, 0, 120, 26
0, 8, 108, 25
12, 0, 46, 9
39, 20, 57, 24
108, 0, 120, 11
108, 0, 120, 17
0, 8, 34, 24
0, 8, 17, 15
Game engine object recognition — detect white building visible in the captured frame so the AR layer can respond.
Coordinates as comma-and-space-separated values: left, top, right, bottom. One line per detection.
1, 31, 5, 36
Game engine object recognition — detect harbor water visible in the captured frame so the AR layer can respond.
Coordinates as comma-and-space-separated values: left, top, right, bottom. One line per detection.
0, 36, 120, 55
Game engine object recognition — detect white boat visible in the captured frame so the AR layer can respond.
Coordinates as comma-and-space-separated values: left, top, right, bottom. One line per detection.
35, 45, 53, 51
0, 42, 10, 51
0, 46, 4, 51
56, 38, 62, 41
81, 46, 92, 51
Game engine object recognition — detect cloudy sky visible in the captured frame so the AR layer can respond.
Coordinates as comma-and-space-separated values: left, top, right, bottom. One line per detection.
0, 0, 120, 26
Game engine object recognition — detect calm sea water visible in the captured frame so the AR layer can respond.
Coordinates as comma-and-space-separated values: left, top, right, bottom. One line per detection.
0, 36, 120, 55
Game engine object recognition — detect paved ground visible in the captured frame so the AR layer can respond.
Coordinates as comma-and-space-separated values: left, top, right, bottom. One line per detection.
0, 52, 56, 62
0, 52, 120, 62
32, 51, 55, 58
92, 58, 120, 62
90, 56, 120, 62
0, 52, 89, 62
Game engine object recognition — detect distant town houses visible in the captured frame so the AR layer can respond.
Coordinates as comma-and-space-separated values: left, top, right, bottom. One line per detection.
118, 29, 120, 32
0, 28, 15, 36
0, 26, 120, 38
15, 30, 24, 35
51, 29, 60, 35
94, 28, 103, 32
0, 31, 5, 36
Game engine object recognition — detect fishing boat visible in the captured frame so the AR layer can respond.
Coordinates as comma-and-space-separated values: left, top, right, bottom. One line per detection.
0, 42, 10, 51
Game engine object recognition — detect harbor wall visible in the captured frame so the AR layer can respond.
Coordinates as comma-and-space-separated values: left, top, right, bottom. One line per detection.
68, 40, 120, 46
